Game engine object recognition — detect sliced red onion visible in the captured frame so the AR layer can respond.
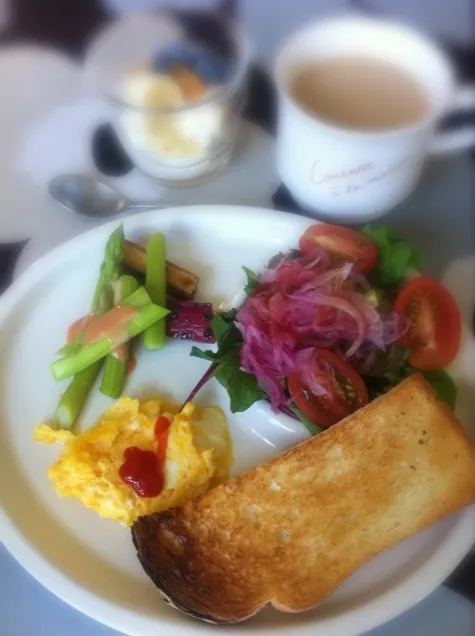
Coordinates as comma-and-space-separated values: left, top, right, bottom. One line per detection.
236, 252, 411, 410
349, 270, 372, 291
299, 248, 331, 271
313, 263, 353, 290
295, 349, 328, 396
302, 293, 367, 357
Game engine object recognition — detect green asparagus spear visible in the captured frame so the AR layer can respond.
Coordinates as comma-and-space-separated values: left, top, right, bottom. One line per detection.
56, 339, 82, 357
51, 288, 169, 381
144, 233, 167, 351
99, 356, 126, 400
100, 275, 139, 399
54, 226, 125, 428
113, 275, 140, 305
59, 285, 150, 351
92, 226, 126, 313
55, 363, 102, 429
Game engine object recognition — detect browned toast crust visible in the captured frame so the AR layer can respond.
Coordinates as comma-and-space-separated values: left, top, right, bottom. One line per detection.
132, 375, 475, 623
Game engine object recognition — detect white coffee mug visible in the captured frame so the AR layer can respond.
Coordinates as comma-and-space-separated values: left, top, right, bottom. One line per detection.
274, 16, 475, 222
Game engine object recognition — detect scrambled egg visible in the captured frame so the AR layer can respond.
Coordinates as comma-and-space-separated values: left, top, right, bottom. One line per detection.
34, 398, 232, 526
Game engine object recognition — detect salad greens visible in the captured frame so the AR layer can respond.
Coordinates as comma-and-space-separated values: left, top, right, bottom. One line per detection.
418, 369, 457, 410
361, 227, 456, 408
267, 249, 301, 269
243, 266, 260, 296
365, 352, 457, 410
191, 310, 324, 423
243, 250, 302, 296
52, 221, 457, 434
363, 225, 423, 285
191, 224, 458, 427
191, 310, 266, 412
288, 404, 323, 436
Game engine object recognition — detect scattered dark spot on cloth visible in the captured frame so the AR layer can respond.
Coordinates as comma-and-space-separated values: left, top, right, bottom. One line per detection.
244, 64, 277, 135
0, 0, 112, 57
0, 241, 29, 294
168, 7, 236, 61
92, 123, 134, 177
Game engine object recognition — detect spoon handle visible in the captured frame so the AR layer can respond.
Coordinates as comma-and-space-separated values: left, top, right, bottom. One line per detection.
124, 203, 170, 212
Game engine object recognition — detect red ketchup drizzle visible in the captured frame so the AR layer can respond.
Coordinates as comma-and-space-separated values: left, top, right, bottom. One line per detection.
67, 314, 95, 343
119, 415, 171, 498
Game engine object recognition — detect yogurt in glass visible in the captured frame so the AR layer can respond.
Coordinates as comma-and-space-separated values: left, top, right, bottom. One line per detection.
84, 12, 250, 184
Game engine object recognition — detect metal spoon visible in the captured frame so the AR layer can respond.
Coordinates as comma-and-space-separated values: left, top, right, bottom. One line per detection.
49, 174, 168, 217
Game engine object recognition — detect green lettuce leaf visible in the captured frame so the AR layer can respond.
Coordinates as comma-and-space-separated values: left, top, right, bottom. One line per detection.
365, 357, 457, 410
214, 351, 265, 412
418, 369, 457, 410
363, 225, 423, 285
190, 308, 264, 413
242, 266, 260, 295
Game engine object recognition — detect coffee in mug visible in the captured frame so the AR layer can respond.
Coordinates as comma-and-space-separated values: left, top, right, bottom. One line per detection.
274, 17, 475, 222
290, 57, 430, 131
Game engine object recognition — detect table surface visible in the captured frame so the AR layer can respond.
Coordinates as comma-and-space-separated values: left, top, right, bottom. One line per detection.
0, 3, 474, 636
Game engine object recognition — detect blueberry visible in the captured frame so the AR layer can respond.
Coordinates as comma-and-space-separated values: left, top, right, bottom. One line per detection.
152, 42, 229, 84
152, 42, 197, 72
195, 54, 229, 84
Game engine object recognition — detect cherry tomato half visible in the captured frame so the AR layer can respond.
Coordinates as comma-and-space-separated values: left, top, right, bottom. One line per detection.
394, 276, 461, 370
288, 350, 368, 428
299, 224, 378, 274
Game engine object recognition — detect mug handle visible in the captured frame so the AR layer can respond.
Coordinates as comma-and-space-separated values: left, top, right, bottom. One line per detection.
430, 85, 475, 155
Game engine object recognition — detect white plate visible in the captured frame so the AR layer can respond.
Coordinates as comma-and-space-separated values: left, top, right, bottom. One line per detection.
1, 205, 474, 636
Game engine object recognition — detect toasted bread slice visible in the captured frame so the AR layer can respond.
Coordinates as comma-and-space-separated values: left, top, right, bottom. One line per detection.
132, 375, 475, 623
